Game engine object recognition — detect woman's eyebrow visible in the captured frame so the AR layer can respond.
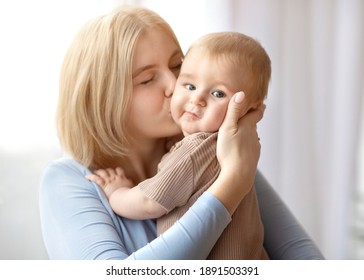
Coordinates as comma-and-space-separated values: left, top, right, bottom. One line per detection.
133, 65, 155, 78
133, 50, 182, 77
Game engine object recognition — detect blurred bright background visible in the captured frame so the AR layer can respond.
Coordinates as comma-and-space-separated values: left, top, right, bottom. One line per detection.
0, 0, 363, 259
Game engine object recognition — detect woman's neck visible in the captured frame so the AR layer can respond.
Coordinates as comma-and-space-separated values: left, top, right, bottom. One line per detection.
120, 138, 167, 184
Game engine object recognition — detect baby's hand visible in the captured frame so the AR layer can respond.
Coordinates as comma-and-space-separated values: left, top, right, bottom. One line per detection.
86, 167, 134, 198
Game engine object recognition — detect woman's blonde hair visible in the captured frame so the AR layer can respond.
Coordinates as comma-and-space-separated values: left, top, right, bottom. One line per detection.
186, 32, 271, 103
57, 6, 181, 169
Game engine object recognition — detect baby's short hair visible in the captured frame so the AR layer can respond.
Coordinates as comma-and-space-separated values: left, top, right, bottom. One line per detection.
186, 32, 271, 103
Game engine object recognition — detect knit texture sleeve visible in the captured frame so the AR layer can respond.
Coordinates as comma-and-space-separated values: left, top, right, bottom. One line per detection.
138, 133, 209, 212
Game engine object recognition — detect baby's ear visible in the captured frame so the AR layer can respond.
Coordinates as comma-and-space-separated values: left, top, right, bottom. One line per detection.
248, 101, 264, 112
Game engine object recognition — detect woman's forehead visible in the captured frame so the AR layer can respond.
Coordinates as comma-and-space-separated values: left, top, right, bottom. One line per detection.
133, 27, 182, 73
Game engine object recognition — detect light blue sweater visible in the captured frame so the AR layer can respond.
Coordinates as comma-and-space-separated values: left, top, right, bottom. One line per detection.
39, 158, 232, 259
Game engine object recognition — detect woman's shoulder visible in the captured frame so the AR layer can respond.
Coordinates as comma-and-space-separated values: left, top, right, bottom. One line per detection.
39, 157, 97, 197
43, 157, 91, 175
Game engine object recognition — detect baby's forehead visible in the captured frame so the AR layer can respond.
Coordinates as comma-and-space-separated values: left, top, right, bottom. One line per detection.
184, 47, 232, 66
185, 46, 214, 59
186, 53, 242, 82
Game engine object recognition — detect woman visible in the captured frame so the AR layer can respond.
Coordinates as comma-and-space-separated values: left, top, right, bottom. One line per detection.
39, 5, 323, 260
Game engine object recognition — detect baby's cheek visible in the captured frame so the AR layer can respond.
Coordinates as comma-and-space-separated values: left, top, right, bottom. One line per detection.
207, 113, 225, 132
217, 108, 228, 127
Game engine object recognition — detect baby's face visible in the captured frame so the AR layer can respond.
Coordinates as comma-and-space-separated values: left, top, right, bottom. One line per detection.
171, 49, 244, 136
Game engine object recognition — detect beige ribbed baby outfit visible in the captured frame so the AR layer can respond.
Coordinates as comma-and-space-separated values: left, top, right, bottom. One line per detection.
139, 132, 268, 259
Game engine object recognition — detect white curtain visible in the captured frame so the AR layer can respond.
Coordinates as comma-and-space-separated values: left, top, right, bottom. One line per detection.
138, 0, 364, 259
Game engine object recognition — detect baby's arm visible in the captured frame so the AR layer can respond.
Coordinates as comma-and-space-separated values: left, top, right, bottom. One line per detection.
86, 167, 167, 219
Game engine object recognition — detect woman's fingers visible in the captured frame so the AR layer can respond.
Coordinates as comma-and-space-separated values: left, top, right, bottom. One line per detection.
239, 102, 265, 127
217, 91, 266, 170
220, 92, 249, 132
220, 91, 266, 134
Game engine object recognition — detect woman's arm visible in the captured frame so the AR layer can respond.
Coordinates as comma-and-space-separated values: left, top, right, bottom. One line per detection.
130, 192, 231, 259
39, 158, 231, 259
254, 170, 325, 260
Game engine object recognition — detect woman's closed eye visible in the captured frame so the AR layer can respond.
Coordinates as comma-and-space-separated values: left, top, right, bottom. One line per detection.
140, 76, 154, 85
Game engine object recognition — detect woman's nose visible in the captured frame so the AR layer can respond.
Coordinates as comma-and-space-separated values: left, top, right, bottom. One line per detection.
164, 71, 176, 98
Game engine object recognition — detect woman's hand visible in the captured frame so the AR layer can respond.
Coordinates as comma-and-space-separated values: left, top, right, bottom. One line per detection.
208, 91, 265, 214
218, 91, 264, 177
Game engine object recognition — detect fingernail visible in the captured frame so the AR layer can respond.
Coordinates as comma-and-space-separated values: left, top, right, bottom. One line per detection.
234, 91, 245, 103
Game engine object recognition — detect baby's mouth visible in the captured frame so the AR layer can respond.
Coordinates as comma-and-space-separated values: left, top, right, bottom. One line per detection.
184, 110, 200, 120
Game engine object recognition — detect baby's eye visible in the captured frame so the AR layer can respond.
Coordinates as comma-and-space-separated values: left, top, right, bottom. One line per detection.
185, 84, 196, 91
211, 90, 226, 98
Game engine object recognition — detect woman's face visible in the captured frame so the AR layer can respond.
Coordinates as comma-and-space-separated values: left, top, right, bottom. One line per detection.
128, 27, 183, 141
